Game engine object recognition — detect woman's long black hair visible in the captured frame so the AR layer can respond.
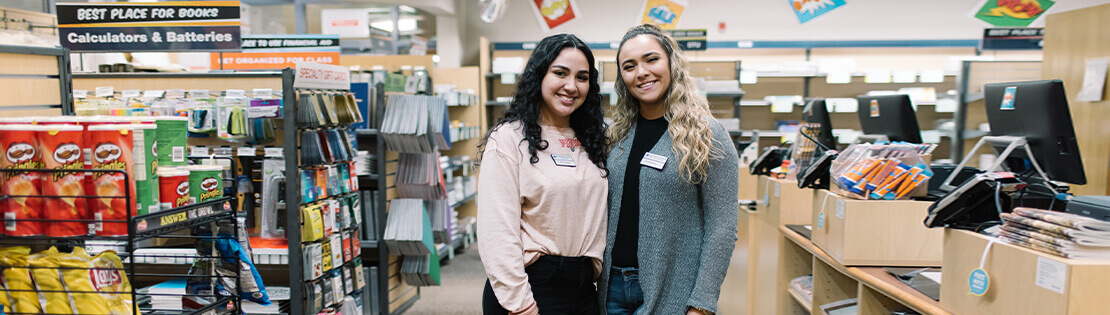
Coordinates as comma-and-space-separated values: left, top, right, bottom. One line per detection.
478, 33, 608, 176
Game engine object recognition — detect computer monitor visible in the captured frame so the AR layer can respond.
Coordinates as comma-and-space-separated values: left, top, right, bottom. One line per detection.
800, 98, 837, 150
856, 94, 922, 143
984, 79, 1086, 185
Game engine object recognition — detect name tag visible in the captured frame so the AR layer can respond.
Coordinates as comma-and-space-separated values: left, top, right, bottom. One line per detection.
551, 154, 576, 167
640, 152, 668, 170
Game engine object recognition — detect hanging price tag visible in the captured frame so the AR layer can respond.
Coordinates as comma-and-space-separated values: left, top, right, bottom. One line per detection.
225, 89, 246, 98
188, 89, 210, 99
95, 86, 114, 97
253, 88, 274, 99
264, 147, 284, 156
166, 89, 186, 99
191, 146, 209, 156
121, 89, 141, 98
73, 89, 88, 99
143, 90, 165, 98
238, 147, 257, 156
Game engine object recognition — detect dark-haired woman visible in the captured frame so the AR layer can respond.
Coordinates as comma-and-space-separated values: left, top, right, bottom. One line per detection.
477, 33, 608, 315
600, 24, 739, 315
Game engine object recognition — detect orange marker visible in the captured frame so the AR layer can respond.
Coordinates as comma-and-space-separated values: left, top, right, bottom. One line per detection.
839, 157, 879, 187
869, 163, 911, 199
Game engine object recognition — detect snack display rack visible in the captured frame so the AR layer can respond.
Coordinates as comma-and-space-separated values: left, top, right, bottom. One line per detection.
0, 166, 242, 314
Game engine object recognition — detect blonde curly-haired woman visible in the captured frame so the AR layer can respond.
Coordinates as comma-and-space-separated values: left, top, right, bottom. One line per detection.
600, 23, 739, 315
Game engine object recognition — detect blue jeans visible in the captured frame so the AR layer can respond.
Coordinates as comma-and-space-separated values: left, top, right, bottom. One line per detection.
607, 266, 644, 315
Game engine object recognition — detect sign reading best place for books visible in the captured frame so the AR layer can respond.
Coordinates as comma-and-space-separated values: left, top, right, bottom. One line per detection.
56, 1, 241, 52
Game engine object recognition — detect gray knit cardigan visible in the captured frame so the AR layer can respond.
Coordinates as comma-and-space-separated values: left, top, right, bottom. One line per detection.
599, 118, 739, 314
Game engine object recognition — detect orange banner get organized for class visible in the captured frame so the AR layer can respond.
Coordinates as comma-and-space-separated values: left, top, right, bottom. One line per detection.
210, 51, 339, 70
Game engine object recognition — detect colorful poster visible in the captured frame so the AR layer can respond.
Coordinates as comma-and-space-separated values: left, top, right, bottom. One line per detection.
638, 0, 688, 29
56, 1, 241, 52
529, 0, 579, 31
973, 0, 1055, 27
789, 0, 846, 24
211, 34, 339, 70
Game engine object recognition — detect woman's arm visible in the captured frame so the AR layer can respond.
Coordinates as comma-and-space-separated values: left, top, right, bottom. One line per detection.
477, 134, 540, 315
686, 122, 740, 314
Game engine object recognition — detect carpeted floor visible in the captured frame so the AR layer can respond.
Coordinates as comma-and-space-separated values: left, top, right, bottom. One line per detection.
404, 244, 487, 314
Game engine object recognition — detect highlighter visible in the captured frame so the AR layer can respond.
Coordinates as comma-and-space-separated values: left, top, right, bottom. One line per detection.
869, 163, 911, 199
893, 165, 933, 199
839, 157, 879, 187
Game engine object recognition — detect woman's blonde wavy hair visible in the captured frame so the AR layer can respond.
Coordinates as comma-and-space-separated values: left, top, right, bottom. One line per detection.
608, 23, 720, 183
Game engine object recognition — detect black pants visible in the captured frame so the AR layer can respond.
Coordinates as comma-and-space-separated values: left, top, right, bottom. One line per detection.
482, 255, 599, 314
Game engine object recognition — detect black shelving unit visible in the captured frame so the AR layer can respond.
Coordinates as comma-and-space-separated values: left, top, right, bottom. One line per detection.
284, 68, 369, 315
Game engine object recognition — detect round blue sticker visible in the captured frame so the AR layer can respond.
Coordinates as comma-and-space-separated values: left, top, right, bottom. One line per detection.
969, 268, 990, 296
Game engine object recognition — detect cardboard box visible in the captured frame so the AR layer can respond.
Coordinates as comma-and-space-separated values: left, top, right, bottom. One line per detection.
809, 189, 943, 266
764, 177, 814, 226
739, 167, 759, 201
941, 229, 1110, 315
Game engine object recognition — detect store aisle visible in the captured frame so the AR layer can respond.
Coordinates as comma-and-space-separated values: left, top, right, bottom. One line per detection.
405, 244, 487, 314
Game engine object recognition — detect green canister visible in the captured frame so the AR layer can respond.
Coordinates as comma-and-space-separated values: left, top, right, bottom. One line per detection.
130, 124, 160, 215
154, 117, 189, 167
187, 165, 224, 203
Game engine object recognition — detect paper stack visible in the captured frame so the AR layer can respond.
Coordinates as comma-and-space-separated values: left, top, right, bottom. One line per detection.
427, 199, 453, 244
998, 207, 1110, 259
137, 278, 187, 311
381, 95, 450, 153
401, 254, 439, 286
243, 286, 290, 314
383, 199, 432, 255
395, 152, 448, 199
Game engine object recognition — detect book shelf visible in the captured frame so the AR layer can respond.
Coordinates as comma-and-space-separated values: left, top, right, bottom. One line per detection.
344, 55, 485, 315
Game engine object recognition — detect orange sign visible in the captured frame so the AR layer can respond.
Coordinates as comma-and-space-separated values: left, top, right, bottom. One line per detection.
210, 51, 339, 70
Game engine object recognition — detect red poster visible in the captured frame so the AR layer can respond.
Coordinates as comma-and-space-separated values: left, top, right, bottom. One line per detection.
530, 0, 578, 31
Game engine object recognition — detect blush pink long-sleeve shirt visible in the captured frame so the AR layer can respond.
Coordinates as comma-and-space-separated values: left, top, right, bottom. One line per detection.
477, 122, 608, 315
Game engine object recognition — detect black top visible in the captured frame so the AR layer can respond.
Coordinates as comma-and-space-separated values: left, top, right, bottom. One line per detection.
612, 115, 669, 268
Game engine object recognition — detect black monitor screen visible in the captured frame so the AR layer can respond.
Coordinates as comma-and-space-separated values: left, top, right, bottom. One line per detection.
856, 94, 922, 143
801, 98, 837, 150
984, 79, 1085, 185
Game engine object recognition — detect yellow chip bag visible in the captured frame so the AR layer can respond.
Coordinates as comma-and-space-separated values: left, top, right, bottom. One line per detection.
91, 250, 135, 315
0, 246, 27, 313
0, 253, 42, 313
28, 247, 73, 314
57, 247, 112, 314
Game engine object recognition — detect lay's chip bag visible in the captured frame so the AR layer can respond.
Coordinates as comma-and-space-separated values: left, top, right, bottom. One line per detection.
0, 246, 40, 313
90, 250, 135, 315
57, 247, 112, 314
27, 247, 73, 313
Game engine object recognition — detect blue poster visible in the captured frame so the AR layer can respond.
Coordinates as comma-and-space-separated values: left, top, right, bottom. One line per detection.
789, 0, 846, 24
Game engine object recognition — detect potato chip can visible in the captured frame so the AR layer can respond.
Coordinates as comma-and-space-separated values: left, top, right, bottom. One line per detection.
0, 125, 45, 236
38, 125, 87, 237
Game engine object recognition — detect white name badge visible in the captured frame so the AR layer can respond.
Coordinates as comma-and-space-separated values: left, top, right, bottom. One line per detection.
551, 154, 576, 167
641, 152, 668, 170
